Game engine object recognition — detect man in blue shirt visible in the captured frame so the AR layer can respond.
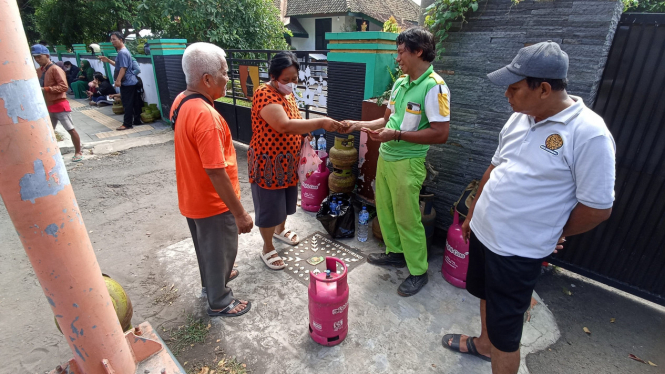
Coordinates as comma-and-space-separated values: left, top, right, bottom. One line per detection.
100, 31, 142, 130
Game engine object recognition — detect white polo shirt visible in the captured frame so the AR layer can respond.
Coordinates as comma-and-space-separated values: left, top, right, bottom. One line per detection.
470, 96, 616, 259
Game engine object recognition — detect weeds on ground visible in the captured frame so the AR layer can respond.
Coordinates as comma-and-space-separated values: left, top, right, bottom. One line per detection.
167, 314, 210, 355
154, 283, 180, 305
186, 356, 248, 374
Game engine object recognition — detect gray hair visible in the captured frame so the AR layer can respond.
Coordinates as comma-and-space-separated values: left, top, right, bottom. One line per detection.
182, 42, 227, 86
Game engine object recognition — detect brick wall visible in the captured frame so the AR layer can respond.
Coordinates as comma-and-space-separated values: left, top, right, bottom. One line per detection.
427, 0, 623, 233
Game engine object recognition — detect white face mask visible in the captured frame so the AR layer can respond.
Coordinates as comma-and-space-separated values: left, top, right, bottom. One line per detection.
64, 67, 70, 71
277, 82, 296, 95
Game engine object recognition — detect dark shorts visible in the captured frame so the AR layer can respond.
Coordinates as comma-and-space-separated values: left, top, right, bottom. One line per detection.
251, 184, 298, 228
466, 231, 544, 353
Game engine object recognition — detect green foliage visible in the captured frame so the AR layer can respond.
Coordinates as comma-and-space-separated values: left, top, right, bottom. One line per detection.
216, 96, 253, 108
424, 0, 480, 57
18, 0, 41, 45
32, 0, 286, 50
146, 0, 289, 50
623, 0, 665, 12
34, 0, 161, 47
35, 0, 105, 46
377, 65, 403, 106
125, 37, 149, 56
382, 16, 401, 34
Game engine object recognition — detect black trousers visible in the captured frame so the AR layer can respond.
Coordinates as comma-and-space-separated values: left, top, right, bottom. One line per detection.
466, 231, 544, 352
120, 84, 142, 127
186, 212, 238, 309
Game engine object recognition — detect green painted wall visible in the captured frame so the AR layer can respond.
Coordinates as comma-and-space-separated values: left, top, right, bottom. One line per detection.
326, 32, 398, 100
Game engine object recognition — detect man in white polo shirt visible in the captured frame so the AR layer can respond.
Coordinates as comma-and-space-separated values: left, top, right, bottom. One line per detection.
441, 41, 616, 374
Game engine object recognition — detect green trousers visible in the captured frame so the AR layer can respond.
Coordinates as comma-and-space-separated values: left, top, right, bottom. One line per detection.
375, 155, 428, 276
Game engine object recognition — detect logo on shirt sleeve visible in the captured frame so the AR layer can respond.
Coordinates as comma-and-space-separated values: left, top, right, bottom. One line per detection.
540, 134, 564, 155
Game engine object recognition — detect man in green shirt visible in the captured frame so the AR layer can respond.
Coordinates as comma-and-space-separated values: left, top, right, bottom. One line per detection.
342, 27, 451, 296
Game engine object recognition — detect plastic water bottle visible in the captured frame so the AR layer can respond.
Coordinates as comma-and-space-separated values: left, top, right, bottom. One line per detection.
317, 136, 327, 152
335, 199, 342, 216
329, 198, 337, 216
357, 206, 369, 242
310, 135, 317, 150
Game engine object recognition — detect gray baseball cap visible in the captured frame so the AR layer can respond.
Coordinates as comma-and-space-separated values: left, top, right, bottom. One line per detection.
487, 41, 568, 86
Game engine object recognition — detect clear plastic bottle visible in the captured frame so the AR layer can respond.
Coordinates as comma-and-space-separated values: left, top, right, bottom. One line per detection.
310, 135, 317, 150
329, 198, 337, 216
335, 199, 342, 216
317, 135, 327, 152
357, 206, 369, 242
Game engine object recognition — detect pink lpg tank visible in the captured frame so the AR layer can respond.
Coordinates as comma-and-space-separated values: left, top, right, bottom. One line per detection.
308, 256, 348, 346
442, 210, 470, 288
301, 151, 330, 212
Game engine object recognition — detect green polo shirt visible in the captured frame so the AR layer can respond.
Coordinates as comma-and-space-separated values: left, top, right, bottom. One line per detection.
379, 65, 450, 161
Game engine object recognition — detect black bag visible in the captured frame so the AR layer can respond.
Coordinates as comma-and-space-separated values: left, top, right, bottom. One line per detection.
316, 193, 355, 239
452, 180, 479, 219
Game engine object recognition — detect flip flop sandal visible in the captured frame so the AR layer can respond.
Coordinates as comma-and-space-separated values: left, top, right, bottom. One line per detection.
260, 250, 286, 270
229, 269, 239, 282
207, 300, 251, 318
273, 228, 300, 246
72, 155, 83, 162
442, 334, 491, 362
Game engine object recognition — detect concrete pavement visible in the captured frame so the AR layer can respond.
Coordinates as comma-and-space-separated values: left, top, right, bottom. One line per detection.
156, 143, 561, 374
7, 111, 564, 372
54, 98, 170, 156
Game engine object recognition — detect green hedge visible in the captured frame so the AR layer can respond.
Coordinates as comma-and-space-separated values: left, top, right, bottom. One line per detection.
215, 96, 253, 108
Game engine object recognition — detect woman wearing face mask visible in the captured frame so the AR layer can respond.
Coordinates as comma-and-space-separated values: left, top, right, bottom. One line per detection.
249, 51, 342, 270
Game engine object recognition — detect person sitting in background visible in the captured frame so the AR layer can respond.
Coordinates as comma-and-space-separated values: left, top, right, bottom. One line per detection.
93, 93, 121, 107
70, 60, 96, 99
63, 61, 80, 87
88, 72, 117, 106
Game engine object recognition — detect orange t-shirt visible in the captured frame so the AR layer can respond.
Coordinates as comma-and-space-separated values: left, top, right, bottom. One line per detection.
248, 84, 303, 189
171, 92, 240, 219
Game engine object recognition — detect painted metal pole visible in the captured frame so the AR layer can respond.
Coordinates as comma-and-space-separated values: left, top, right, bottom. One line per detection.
0, 1, 137, 373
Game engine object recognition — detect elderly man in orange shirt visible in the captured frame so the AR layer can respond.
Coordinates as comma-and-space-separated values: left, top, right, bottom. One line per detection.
170, 42, 253, 317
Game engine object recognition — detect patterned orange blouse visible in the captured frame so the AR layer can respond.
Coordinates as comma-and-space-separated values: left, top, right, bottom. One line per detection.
248, 84, 303, 189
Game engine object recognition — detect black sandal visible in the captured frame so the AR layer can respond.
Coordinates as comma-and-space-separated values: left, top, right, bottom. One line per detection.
207, 299, 251, 317
442, 334, 491, 362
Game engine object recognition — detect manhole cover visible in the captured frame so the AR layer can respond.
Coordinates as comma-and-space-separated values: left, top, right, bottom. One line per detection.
277, 231, 366, 286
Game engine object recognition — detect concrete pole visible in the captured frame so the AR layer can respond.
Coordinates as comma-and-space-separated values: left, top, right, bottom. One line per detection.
0, 1, 137, 373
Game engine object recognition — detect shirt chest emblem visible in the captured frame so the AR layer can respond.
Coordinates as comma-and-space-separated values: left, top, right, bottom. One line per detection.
540, 133, 564, 155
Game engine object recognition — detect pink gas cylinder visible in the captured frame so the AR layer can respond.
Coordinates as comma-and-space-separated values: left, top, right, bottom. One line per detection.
301, 151, 330, 212
442, 210, 470, 288
308, 257, 348, 346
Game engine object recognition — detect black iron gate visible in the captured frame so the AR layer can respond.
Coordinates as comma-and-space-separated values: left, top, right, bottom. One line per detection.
550, 13, 665, 306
